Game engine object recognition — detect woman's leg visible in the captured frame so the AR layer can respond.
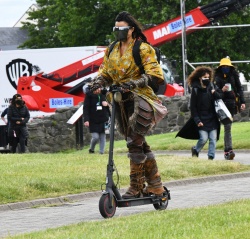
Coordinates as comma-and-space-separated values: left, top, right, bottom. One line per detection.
89, 132, 99, 152
122, 129, 147, 199
224, 123, 232, 152
19, 134, 26, 153
207, 129, 217, 159
142, 141, 164, 195
224, 123, 235, 159
122, 96, 164, 198
195, 130, 208, 153
99, 132, 106, 154
11, 137, 18, 153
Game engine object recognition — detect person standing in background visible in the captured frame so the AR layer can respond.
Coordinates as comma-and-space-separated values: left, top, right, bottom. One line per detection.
188, 66, 222, 160
1, 99, 12, 148
83, 90, 110, 154
8, 94, 30, 153
1, 99, 12, 124
214, 57, 246, 160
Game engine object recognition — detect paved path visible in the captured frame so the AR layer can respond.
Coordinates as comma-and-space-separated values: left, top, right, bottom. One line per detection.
157, 149, 250, 165
0, 150, 249, 238
0, 172, 250, 238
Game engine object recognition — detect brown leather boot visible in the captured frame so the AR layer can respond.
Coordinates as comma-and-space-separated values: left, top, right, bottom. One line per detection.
122, 161, 145, 199
143, 159, 165, 196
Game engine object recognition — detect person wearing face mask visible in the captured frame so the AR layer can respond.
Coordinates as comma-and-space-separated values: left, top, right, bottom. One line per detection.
7, 94, 30, 153
1, 99, 12, 148
187, 66, 222, 160
83, 88, 110, 154
214, 57, 246, 160
89, 11, 167, 199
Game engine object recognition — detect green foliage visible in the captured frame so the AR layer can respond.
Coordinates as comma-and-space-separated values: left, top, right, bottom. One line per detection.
19, 0, 250, 80
160, 1, 250, 80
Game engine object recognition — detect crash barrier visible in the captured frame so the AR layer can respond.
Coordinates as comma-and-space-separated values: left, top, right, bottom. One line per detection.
24, 92, 250, 153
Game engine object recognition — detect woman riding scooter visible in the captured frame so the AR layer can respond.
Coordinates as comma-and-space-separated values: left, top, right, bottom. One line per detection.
90, 11, 167, 199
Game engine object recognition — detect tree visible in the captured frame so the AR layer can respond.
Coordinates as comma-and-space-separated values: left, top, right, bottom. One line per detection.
20, 0, 250, 80
20, 0, 67, 48
159, 0, 250, 81
20, 0, 119, 48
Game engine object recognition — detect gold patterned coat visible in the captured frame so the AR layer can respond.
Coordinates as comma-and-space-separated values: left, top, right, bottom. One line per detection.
98, 39, 167, 136
99, 39, 164, 102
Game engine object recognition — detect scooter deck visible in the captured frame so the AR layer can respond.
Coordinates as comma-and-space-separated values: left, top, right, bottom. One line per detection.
117, 195, 168, 208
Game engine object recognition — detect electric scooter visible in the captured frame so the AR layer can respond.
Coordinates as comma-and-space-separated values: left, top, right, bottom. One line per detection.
98, 85, 171, 219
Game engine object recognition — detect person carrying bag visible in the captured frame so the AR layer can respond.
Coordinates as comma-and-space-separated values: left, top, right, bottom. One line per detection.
211, 83, 233, 125
214, 57, 246, 160
176, 66, 222, 160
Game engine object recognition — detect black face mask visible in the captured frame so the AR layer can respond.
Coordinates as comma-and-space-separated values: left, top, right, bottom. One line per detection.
113, 29, 129, 42
202, 78, 210, 86
16, 99, 23, 105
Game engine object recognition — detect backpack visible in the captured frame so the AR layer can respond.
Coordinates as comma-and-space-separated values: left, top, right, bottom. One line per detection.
107, 40, 162, 93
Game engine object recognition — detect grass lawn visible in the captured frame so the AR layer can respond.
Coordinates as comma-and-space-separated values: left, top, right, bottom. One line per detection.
1, 153, 249, 204
111, 121, 250, 152
0, 122, 249, 204
1, 122, 250, 239
6, 199, 250, 239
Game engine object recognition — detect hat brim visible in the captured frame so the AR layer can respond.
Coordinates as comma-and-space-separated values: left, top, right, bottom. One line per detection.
217, 64, 235, 68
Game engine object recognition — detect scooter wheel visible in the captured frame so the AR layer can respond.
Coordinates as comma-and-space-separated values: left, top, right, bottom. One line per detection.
99, 193, 117, 218
153, 197, 168, 210
153, 188, 170, 210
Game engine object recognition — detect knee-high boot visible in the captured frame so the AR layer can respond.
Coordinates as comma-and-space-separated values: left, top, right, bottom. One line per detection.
122, 160, 145, 199
143, 158, 165, 196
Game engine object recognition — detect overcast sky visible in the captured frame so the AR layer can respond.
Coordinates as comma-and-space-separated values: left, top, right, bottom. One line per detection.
0, 0, 36, 27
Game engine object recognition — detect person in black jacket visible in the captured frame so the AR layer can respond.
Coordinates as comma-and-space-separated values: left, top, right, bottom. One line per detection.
1, 99, 12, 147
1, 100, 11, 125
214, 57, 246, 160
7, 94, 30, 153
188, 66, 222, 160
83, 90, 110, 154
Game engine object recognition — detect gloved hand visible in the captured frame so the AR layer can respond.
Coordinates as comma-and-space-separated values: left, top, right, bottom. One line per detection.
88, 75, 108, 92
95, 75, 111, 87
89, 82, 102, 92
121, 82, 136, 90
121, 74, 149, 90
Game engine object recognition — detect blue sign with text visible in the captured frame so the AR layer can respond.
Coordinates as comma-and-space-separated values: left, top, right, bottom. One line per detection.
169, 15, 194, 33
49, 98, 74, 108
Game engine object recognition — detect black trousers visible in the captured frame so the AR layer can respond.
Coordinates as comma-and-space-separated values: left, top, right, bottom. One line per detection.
10, 135, 26, 153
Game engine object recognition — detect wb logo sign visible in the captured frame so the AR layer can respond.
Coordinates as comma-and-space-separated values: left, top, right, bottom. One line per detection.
6, 59, 33, 89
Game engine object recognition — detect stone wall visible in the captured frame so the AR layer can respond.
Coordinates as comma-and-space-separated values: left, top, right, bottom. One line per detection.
27, 92, 250, 153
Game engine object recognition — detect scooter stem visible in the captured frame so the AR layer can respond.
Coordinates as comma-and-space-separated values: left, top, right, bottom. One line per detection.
105, 86, 122, 200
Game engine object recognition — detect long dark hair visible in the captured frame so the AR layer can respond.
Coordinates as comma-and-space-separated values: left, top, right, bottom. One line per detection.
115, 11, 148, 43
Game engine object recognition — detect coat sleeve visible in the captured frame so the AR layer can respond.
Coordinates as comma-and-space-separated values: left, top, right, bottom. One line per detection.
1, 108, 7, 118
214, 76, 223, 90
212, 83, 223, 100
7, 106, 16, 123
22, 106, 30, 124
140, 43, 164, 82
190, 88, 201, 125
233, 71, 245, 104
83, 93, 91, 122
